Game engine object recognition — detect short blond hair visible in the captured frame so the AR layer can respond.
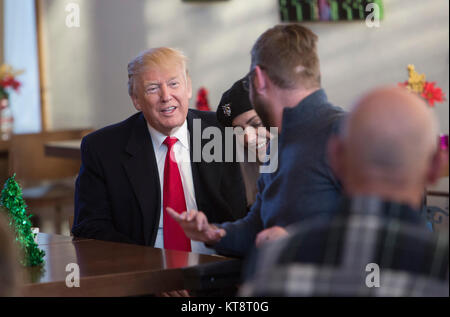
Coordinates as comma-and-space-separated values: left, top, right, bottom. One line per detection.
127, 47, 188, 97
250, 24, 321, 89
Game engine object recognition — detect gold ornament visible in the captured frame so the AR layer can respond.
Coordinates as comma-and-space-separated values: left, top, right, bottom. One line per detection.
406, 64, 426, 94
0, 64, 24, 80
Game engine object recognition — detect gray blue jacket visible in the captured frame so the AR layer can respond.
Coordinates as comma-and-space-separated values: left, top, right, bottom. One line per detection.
215, 89, 346, 257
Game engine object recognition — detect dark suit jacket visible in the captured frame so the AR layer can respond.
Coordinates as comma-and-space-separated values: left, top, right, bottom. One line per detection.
72, 109, 248, 246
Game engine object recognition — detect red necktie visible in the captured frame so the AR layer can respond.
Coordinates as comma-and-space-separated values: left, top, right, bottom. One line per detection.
164, 250, 189, 269
162, 136, 192, 252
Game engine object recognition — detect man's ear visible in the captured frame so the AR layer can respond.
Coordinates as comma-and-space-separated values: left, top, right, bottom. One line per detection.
186, 75, 192, 100
131, 94, 142, 111
426, 149, 448, 185
253, 65, 267, 96
327, 135, 344, 181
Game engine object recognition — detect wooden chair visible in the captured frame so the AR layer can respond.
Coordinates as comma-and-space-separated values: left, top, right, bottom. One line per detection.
426, 190, 449, 232
7, 129, 92, 234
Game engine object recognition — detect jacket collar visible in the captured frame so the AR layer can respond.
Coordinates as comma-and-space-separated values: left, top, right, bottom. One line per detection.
123, 113, 160, 245
282, 88, 329, 131
146, 119, 190, 152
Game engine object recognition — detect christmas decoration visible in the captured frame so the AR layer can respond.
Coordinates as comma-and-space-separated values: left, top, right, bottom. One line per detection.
0, 64, 23, 141
422, 82, 445, 107
398, 65, 448, 179
0, 64, 23, 100
398, 65, 445, 107
0, 174, 45, 267
195, 87, 211, 111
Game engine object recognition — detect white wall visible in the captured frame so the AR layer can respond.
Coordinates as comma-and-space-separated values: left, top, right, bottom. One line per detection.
42, 0, 448, 191
42, 0, 278, 130
311, 0, 449, 132
42, 0, 449, 130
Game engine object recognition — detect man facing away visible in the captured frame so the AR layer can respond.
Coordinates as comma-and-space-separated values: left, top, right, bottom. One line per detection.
240, 86, 449, 297
72, 47, 248, 255
168, 24, 345, 257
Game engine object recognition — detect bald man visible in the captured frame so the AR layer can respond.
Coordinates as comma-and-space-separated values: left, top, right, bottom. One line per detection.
240, 86, 449, 297
329, 86, 443, 208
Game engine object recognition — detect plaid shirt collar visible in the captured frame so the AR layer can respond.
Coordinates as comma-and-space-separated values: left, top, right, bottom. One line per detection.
342, 195, 428, 227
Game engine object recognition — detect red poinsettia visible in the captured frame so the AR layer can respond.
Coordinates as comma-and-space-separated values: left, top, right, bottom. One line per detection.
195, 87, 211, 111
0, 64, 24, 99
421, 82, 445, 107
0, 76, 21, 91
398, 65, 446, 107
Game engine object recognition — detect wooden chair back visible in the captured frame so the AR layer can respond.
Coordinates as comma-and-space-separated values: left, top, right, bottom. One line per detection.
8, 129, 92, 187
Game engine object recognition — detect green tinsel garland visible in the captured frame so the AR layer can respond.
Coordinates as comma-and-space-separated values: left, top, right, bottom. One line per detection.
0, 174, 45, 267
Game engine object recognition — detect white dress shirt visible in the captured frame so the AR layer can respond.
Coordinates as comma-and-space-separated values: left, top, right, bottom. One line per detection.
147, 120, 215, 255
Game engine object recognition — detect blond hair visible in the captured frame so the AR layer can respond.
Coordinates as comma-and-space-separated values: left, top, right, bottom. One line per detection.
127, 47, 188, 96
250, 24, 321, 89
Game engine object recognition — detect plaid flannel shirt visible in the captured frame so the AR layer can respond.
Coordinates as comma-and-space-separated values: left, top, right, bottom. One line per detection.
240, 196, 449, 297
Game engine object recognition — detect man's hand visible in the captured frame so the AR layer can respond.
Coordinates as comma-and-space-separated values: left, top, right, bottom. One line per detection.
166, 207, 226, 244
159, 290, 190, 297
255, 226, 288, 247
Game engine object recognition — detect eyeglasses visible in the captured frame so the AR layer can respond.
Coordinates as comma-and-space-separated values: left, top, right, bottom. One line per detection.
242, 66, 266, 92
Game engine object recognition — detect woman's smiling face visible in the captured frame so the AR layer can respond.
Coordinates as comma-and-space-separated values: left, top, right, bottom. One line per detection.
232, 109, 272, 163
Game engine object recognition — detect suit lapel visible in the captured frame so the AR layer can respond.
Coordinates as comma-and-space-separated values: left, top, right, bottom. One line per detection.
187, 111, 224, 216
123, 113, 160, 245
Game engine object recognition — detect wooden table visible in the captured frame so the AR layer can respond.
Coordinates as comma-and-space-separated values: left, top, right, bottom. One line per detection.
44, 140, 82, 159
20, 233, 241, 297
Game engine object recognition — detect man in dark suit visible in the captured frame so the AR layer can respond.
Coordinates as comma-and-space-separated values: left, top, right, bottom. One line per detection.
72, 47, 247, 254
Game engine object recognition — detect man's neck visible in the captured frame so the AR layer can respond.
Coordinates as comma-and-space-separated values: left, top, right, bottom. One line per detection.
346, 182, 424, 210
277, 87, 319, 108
271, 86, 320, 130
146, 120, 188, 149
